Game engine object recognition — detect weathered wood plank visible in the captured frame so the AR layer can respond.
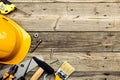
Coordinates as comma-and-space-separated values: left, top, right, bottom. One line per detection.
7, 15, 120, 31
66, 76, 120, 80
11, 0, 120, 2
29, 32, 120, 52
56, 17, 120, 31
5, 2, 120, 31
8, 3, 120, 17
14, 3, 67, 16
9, 16, 58, 31
26, 71, 120, 80
28, 52, 120, 71
67, 3, 120, 17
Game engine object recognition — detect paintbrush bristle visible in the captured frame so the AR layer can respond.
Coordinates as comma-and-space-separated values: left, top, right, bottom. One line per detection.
56, 61, 75, 80
60, 61, 75, 75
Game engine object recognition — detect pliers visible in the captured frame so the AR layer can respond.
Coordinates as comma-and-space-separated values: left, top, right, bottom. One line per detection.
0, 65, 18, 80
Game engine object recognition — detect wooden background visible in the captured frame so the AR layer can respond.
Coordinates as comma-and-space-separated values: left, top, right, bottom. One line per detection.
6, 0, 120, 80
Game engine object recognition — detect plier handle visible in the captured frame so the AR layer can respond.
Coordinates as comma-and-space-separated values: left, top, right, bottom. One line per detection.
0, 65, 18, 80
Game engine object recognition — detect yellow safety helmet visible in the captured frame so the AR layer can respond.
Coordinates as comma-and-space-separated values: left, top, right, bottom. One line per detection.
0, 14, 31, 64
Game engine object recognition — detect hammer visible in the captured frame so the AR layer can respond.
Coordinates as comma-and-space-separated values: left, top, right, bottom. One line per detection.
30, 57, 54, 80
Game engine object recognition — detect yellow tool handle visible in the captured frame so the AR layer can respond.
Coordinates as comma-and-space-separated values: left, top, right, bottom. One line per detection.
2, 72, 15, 80
30, 67, 44, 80
2, 72, 9, 80
9, 75, 15, 80
55, 74, 62, 80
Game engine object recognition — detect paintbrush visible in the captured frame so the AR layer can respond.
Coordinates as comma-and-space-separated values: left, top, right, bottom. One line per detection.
55, 61, 75, 80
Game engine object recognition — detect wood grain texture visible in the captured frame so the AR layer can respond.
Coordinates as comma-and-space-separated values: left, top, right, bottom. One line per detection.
11, 0, 120, 2
56, 16, 120, 31
9, 16, 58, 31
29, 32, 120, 52
67, 3, 120, 17
26, 71, 120, 80
9, 2, 120, 17
28, 52, 120, 71
14, 3, 67, 16
6, 2, 120, 31
7, 15, 120, 31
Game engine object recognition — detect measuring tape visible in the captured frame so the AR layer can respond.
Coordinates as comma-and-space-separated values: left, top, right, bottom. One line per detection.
0, 0, 15, 14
